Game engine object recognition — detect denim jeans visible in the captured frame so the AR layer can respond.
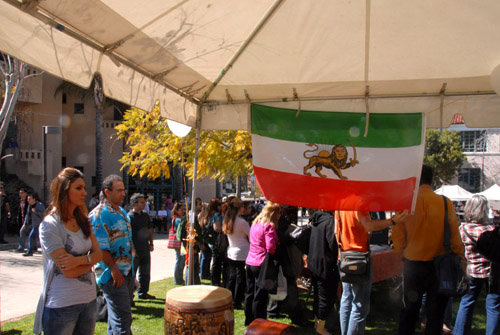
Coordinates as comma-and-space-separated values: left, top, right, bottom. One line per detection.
18, 224, 30, 249
199, 248, 212, 280
454, 276, 500, 335
26, 224, 40, 253
133, 250, 151, 297
184, 253, 201, 285
101, 272, 135, 335
174, 248, 185, 285
42, 299, 97, 335
339, 264, 372, 335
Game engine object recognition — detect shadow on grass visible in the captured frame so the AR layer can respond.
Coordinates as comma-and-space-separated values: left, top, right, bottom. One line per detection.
1, 330, 23, 335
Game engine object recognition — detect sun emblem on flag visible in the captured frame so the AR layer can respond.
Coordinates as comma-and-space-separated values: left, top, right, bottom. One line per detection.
303, 141, 359, 180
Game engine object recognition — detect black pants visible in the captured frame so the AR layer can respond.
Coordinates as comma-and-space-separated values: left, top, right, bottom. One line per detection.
211, 251, 228, 287
245, 265, 269, 325
312, 269, 339, 320
399, 259, 449, 335
133, 250, 151, 297
226, 259, 246, 307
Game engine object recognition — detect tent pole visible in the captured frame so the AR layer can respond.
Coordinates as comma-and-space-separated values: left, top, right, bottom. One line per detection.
187, 105, 202, 285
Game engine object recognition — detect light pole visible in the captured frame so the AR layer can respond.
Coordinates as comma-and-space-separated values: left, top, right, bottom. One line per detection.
42, 126, 61, 203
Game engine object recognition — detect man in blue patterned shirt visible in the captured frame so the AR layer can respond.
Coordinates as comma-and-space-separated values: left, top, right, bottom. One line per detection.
91, 175, 135, 335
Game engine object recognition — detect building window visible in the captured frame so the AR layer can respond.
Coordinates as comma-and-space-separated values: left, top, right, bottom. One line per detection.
458, 168, 481, 193
62, 93, 67, 104
74, 103, 84, 114
62, 156, 66, 167
461, 130, 486, 152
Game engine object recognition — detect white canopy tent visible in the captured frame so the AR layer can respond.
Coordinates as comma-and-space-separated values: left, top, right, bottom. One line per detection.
434, 185, 473, 202
477, 184, 500, 210
2, 0, 500, 130
4, 0, 500, 284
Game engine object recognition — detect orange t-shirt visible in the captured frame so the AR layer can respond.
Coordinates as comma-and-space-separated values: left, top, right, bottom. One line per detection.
336, 210, 370, 252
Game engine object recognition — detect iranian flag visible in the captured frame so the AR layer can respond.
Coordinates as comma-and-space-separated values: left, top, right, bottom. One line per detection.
251, 104, 425, 211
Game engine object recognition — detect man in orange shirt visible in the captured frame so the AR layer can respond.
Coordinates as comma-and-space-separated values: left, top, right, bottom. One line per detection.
393, 165, 464, 335
336, 209, 408, 335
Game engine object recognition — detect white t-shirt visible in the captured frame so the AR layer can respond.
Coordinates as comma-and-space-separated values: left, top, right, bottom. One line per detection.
43, 227, 96, 308
227, 217, 250, 261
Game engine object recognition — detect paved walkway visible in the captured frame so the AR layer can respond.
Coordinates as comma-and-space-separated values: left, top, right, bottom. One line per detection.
0, 232, 176, 323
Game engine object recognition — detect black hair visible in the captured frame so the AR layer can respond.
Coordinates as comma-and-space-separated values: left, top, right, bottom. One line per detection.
130, 193, 145, 205
102, 174, 123, 196
420, 165, 433, 186
29, 192, 40, 201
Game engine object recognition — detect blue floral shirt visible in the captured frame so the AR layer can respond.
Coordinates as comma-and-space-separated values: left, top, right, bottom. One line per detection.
90, 200, 135, 286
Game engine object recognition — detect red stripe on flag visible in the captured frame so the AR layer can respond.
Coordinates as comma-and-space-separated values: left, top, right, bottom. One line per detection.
254, 166, 416, 211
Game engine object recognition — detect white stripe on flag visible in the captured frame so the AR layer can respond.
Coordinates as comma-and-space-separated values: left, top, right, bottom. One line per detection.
252, 134, 423, 182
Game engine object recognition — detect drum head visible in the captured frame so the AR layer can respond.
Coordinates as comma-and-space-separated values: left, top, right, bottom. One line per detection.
166, 285, 232, 310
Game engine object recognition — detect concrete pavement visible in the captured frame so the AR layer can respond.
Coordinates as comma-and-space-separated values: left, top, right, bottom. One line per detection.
0, 232, 176, 323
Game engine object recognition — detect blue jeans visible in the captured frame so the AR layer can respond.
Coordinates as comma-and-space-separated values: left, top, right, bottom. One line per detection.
101, 272, 135, 335
26, 224, 40, 253
454, 277, 500, 335
184, 253, 201, 285
18, 224, 30, 249
174, 248, 185, 285
42, 299, 96, 335
339, 265, 373, 335
200, 248, 212, 280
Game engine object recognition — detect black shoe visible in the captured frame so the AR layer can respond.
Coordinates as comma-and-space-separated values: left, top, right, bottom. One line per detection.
15, 248, 25, 253
0, 240, 8, 244
22, 252, 33, 257
138, 293, 156, 300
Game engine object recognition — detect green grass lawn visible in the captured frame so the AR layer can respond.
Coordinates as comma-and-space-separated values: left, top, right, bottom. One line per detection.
1, 277, 488, 334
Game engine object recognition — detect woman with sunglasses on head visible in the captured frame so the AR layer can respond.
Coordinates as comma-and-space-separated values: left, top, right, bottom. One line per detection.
244, 201, 281, 326
34, 167, 102, 335
223, 198, 250, 309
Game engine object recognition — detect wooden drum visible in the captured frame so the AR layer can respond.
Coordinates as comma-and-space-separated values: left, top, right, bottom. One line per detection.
164, 285, 234, 335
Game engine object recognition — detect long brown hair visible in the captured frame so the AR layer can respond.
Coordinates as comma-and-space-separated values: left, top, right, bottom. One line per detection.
253, 201, 282, 228
172, 202, 184, 218
223, 198, 243, 235
49, 167, 90, 237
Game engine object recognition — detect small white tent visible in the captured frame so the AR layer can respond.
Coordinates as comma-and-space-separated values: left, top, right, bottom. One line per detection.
434, 185, 473, 202
477, 184, 500, 210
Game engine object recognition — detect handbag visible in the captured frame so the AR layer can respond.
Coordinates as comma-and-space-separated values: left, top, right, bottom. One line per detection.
269, 266, 287, 301
256, 253, 279, 294
167, 217, 181, 250
433, 195, 469, 297
336, 212, 371, 284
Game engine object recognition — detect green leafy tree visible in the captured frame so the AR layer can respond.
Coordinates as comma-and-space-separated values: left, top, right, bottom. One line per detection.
115, 103, 253, 181
424, 129, 465, 187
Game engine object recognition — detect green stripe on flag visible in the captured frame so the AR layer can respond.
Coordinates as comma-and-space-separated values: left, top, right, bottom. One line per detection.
251, 104, 422, 148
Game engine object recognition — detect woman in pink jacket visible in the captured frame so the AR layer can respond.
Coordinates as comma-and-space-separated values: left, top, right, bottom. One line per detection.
244, 201, 281, 326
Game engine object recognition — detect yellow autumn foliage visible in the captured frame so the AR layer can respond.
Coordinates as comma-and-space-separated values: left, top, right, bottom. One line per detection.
116, 104, 253, 180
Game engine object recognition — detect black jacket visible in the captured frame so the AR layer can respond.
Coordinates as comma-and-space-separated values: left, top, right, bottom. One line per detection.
307, 211, 338, 280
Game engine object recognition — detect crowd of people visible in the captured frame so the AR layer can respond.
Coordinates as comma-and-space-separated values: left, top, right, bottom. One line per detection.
2, 163, 500, 334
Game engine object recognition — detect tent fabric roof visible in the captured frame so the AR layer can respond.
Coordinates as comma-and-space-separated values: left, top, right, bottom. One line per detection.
477, 184, 500, 201
434, 185, 473, 201
2, 0, 500, 129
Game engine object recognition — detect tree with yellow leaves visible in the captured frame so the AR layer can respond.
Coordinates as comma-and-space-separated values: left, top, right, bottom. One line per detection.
115, 103, 253, 181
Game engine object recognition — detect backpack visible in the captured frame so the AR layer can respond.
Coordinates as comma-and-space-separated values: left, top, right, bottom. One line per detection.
464, 225, 500, 263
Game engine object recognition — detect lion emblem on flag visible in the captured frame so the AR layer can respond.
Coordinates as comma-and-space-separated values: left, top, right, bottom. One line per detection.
303, 142, 359, 180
